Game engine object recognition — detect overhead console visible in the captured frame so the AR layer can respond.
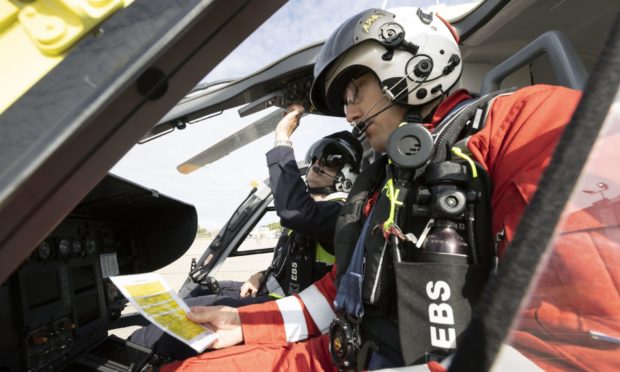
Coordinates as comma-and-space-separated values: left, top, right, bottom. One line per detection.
0, 174, 197, 371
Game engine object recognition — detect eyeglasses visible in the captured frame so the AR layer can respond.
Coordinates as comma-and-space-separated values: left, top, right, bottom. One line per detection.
344, 78, 361, 107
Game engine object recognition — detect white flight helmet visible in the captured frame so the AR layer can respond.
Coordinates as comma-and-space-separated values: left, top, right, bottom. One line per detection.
310, 7, 462, 117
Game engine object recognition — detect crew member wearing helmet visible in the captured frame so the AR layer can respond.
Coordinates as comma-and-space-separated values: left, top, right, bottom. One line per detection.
236, 104, 363, 301
130, 105, 363, 360
161, 7, 582, 371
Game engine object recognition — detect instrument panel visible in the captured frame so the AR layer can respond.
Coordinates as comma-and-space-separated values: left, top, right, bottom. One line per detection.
0, 174, 197, 371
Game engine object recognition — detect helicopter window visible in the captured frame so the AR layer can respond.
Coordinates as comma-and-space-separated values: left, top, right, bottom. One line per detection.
503, 82, 620, 369
213, 209, 279, 283
236, 214, 282, 254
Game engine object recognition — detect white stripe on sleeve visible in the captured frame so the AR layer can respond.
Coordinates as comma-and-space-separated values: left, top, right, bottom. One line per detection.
298, 284, 336, 333
275, 295, 308, 342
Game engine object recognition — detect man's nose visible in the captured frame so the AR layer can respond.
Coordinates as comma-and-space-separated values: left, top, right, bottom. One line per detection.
345, 104, 362, 124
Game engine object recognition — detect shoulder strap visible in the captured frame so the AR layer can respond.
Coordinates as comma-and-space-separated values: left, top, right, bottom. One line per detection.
430, 88, 516, 164
334, 156, 388, 288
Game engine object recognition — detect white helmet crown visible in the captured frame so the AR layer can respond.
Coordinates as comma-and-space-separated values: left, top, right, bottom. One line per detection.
310, 7, 462, 117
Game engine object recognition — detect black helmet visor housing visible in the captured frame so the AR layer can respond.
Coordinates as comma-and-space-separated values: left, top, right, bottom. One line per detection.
305, 132, 362, 173
307, 141, 349, 169
310, 8, 394, 117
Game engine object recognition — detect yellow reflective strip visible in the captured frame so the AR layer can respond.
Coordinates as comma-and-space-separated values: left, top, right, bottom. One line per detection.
314, 242, 335, 264
269, 293, 284, 299
323, 193, 347, 202
383, 178, 398, 231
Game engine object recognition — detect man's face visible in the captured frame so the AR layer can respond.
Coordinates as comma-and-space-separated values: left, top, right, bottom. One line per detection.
343, 73, 407, 153
306, 159, 339, 190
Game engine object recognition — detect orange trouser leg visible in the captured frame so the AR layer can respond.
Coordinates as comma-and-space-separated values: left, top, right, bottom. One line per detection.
161, 334, 335, 372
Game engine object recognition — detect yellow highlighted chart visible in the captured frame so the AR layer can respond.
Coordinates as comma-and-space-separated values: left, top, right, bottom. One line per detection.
109, 273, 216, 352
154, 309, 206, 341
135, 292, 173, 307
125, 281, 166, 297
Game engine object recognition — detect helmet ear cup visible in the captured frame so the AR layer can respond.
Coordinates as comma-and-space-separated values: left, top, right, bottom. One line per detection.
341, 179, 353, 192
335, 165, 358, 193
410, 58, 433, 78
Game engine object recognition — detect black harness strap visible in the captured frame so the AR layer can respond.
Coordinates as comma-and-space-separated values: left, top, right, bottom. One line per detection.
431, 89, 515, 164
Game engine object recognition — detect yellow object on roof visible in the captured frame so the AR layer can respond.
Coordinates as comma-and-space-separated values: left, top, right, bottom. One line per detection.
0, 0, 133, 114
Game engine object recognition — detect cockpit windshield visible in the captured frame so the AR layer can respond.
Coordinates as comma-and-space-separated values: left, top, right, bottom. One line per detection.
205, 0, 486, 82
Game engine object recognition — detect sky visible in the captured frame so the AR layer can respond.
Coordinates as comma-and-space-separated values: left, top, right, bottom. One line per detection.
111, 0, 473, 229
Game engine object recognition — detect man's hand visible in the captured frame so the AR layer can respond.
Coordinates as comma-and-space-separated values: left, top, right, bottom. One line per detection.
186, 306, 243, 349
239, 271, 264, 297
275, 104, 305, 141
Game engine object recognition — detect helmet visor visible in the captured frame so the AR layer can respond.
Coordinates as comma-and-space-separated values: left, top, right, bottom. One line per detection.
305, 139, 356, 172
320, 148, 346, 169
310, 8, 392, 116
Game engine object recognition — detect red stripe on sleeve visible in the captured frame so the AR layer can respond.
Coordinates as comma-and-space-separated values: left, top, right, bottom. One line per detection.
238, 300, 286, 345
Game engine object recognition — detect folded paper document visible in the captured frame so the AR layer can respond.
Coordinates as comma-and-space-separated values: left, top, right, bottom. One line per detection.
110, 273, 217, 352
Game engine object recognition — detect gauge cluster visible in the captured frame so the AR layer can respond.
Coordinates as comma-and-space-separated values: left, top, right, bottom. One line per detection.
11, 217, 131, 371
30, 222, 102, 261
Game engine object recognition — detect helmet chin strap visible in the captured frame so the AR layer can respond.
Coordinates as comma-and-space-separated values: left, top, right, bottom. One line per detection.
405, 107, 424, 124
308, 186, 336, 195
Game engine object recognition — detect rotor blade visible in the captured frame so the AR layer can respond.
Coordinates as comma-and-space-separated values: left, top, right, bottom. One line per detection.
177, 108, 287, 174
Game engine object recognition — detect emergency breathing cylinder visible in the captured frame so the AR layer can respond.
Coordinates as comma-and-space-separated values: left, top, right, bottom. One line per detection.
422, 161, 471, 256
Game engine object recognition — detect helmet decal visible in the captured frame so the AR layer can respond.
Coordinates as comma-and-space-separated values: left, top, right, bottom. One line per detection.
362, 14, 384, 33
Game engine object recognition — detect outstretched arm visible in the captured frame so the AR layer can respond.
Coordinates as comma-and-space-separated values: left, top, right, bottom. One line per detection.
187, 266, 338, 348
267, 105, 343, 242
267, 147, 343, 241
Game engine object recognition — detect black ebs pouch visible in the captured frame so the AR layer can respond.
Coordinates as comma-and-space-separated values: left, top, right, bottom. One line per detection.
394, 251, 485, 365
